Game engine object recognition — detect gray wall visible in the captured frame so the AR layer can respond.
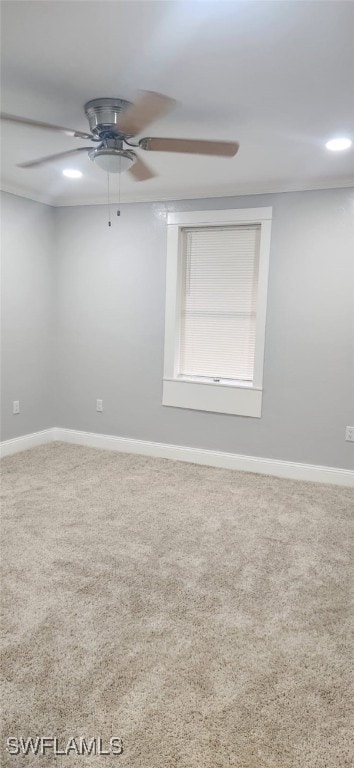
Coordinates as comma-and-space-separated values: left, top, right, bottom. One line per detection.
1, 192, 55, 440
54, 187, 354, 470
1, 187, 353, 468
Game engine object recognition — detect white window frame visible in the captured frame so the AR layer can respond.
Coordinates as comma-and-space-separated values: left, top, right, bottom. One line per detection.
162, 207, 272, 417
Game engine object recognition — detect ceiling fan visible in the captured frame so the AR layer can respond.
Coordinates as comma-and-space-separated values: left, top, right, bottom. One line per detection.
0, 92, 239, 181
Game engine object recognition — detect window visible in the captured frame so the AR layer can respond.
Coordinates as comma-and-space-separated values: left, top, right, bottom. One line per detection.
179, 225, 260, 383
163, 208, 272, 417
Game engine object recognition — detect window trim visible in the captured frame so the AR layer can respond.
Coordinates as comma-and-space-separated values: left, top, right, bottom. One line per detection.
162, 207, 272, 417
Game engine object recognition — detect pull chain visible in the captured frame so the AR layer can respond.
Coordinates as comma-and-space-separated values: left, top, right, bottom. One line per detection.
107, 172, 111, 226
117, 157, 121, 217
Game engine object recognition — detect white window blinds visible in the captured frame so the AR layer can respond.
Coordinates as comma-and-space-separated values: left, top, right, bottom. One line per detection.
179, 225, 260, 382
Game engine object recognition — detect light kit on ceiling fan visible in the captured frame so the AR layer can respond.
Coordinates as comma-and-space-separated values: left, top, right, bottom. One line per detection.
0, 91, 240, 182
91, 150, 134, 174
88, 143, 135, 174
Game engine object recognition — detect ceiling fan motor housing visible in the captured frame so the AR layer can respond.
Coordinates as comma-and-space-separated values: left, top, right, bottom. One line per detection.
84, 98, 132, 138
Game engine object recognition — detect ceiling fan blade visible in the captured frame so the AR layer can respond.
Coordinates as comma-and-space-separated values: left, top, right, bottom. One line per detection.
0, 113, 93, 140
116, 91, 176, 136
18, 147, 92, 168
128, 156, 156, 181
139, 137, 240, 157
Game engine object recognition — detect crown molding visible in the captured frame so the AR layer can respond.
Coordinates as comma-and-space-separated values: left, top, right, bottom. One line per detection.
0, 183, 55, 206
1, 178, 353, 208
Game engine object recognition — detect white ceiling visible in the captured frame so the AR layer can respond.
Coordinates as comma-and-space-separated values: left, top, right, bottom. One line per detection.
1, 0, 354, 206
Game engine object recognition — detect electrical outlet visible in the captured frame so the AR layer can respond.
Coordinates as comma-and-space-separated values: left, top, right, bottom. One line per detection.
345, 426, 354, 442
96, 399, 103, 413
13, 400, 20, 415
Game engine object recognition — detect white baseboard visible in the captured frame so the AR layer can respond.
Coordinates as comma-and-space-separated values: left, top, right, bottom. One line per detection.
0, 428, 55, 458
53, 428, 354, 487
1, 427, 353, 486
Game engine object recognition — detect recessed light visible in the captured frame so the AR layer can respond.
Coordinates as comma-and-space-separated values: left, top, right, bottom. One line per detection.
62, 169, 82, 179
325, 137, 352, 152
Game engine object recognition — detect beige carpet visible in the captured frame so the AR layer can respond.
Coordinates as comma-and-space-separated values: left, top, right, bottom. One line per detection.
1, 442, 353, 767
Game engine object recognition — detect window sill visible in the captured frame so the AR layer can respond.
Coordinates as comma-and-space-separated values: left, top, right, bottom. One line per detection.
162, 377, 262, 417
